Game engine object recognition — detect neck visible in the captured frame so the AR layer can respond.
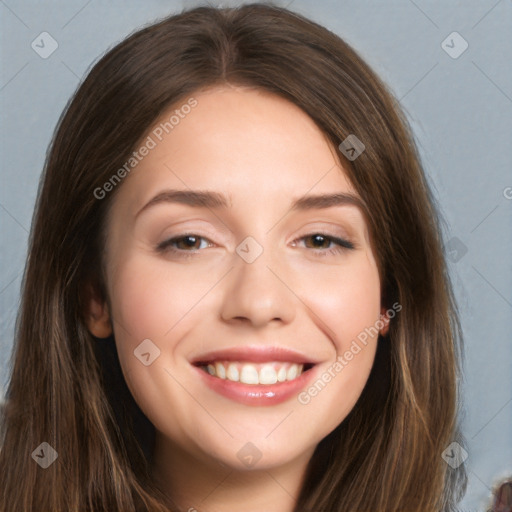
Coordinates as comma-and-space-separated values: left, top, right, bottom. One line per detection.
151, 432, 315, 512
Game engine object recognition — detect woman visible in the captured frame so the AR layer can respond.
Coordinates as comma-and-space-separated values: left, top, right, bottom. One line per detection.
0, 3, 467, 511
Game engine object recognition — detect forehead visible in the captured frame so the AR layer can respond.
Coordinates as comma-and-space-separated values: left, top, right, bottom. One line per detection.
118, 86, 361, 210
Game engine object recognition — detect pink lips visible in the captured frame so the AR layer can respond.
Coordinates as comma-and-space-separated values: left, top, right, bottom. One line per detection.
189, 345, 318, 365
189, 345, 319, 406
193, 364, 317, 406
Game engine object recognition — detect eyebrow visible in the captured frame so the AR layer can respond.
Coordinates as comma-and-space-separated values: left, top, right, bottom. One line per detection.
135, 189, 366, 219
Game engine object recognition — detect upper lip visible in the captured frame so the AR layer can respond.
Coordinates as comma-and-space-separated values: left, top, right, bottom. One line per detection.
189, 345, 320, 365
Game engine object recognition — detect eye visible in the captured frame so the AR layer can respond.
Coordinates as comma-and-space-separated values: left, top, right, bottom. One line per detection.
155, 232, 355, 260
156, 234, 213, 259
292, 233, 355, 257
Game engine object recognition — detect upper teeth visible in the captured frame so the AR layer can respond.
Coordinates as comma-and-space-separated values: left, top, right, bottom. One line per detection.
202, 361, 304, 385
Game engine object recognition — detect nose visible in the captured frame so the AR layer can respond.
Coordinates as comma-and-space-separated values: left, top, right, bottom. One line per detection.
219, 242, 296, 329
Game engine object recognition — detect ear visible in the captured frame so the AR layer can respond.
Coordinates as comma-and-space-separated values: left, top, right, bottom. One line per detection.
84, 282, 112, 338
379, 306, 390, 336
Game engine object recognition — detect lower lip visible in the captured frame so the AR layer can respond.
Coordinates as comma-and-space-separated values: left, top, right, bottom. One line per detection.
192, 364, 318, 406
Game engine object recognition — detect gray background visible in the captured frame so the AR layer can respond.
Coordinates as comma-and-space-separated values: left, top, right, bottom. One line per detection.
1, 1, 511, 510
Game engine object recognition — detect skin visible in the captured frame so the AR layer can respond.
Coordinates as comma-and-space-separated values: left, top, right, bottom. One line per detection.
87, 84, 389, 512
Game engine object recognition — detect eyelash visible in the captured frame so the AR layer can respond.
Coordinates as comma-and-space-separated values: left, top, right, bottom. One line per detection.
156, 233, 355, 259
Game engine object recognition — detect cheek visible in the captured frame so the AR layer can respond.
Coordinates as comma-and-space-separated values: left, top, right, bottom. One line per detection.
105, 252, 213, 436
295, 257, 381, 430
106, 251, 217, 381
303, 255, 382, 349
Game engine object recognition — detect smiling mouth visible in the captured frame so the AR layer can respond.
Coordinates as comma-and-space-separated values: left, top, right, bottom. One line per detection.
194, 361, 315, 385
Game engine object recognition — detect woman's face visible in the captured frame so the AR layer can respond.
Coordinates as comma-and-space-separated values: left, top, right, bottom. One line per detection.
94, 84, 385, 472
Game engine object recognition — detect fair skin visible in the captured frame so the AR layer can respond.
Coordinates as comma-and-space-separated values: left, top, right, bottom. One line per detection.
87, 84, 389, 512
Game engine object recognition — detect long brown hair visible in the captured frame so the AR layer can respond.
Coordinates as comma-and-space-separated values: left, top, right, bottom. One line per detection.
0, 3, 467, 511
